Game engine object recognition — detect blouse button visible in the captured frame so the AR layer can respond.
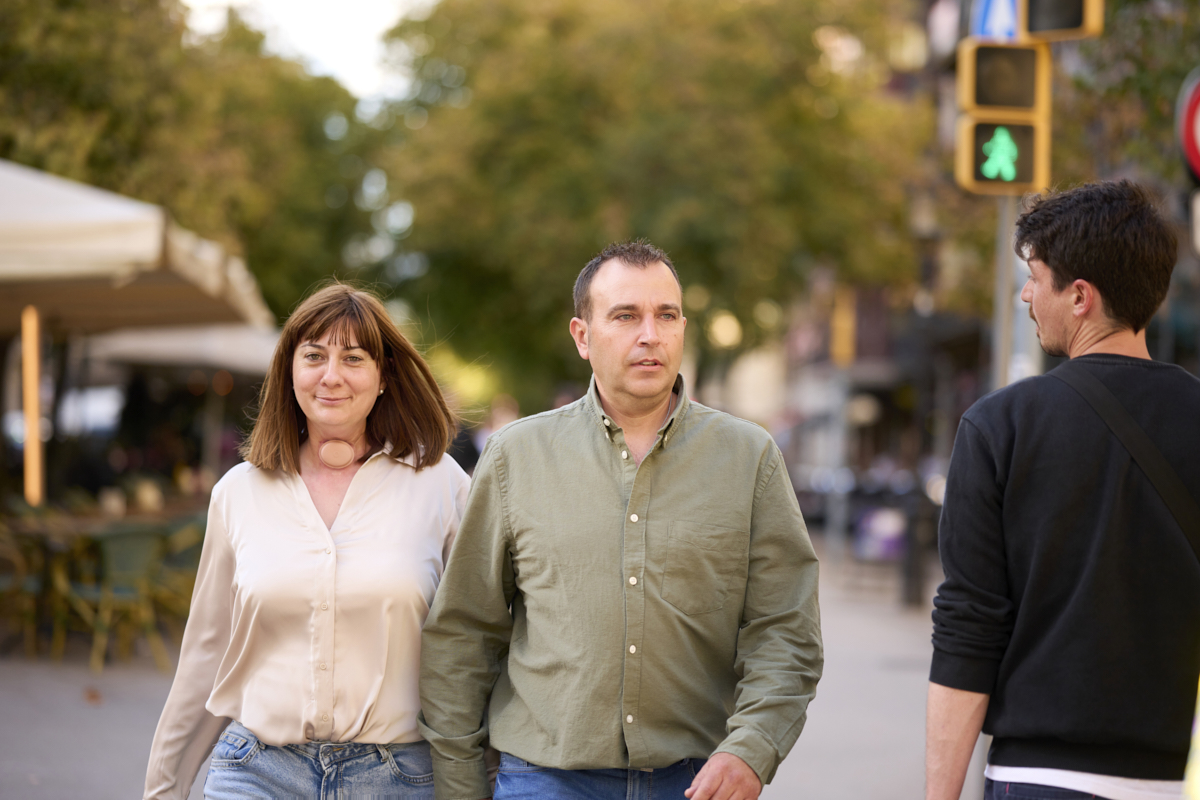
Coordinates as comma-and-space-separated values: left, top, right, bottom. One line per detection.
629, 514, 638, 522
322, 714, 329, 721
321, 603, 328, 611
626, 714, 634, 723
629, 576, 638, 586
621, 451, 628, 460
325, 547, 332, 554
320, 663, 327, 670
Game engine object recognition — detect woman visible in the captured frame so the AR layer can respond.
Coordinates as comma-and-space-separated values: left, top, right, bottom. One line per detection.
145, 284, 468, 799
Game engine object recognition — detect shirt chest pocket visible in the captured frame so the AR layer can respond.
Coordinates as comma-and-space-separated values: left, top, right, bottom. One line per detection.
660, 521, 750, 615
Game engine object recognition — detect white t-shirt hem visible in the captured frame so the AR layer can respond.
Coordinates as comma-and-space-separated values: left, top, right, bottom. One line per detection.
985, 764, 1183, 800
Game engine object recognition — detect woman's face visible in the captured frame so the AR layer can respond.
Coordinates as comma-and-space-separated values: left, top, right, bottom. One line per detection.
292, 328, 383, 438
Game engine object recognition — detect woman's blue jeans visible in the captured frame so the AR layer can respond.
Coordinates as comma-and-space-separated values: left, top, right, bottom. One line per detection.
203, 721, 434, 799
493, 752, 707, 800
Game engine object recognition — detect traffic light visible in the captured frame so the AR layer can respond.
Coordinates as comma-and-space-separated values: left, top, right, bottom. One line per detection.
1019, 0, 1104, 42
955, 38, 1051, 195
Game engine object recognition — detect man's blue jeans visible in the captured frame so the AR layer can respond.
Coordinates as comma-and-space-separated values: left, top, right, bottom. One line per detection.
985, 778, 1107, 799
203, 720, 435, 799
494, 752, 708, 800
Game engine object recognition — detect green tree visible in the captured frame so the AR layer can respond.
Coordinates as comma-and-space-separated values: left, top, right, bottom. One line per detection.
1053, 0, 1200, 185
382, 0, 931, 408
0, 0, 390, 319
193, 13, 399, 316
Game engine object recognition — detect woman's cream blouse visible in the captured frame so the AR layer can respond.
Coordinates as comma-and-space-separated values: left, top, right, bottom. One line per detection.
144, 451, 469, 800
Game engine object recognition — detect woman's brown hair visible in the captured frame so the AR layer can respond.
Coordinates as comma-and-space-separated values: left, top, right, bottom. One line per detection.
241, 283, 455, 473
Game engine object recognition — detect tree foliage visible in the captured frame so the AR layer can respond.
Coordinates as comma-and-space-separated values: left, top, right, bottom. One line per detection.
0, 0, 389, 319
1054, 0, 1200, 186
383, 0, 931, 406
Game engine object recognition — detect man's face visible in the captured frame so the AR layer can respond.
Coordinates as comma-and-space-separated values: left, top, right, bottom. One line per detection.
1020, 257, 1074, 358
571, 259, 686, 408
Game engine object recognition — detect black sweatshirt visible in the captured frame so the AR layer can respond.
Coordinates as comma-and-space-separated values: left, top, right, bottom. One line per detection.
930, 354, 1200, 780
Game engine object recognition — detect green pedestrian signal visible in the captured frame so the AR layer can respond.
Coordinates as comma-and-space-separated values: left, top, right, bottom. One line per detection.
981, 127, 1019, 181
971, 122, 1034, 185
954, 38, 1050, 195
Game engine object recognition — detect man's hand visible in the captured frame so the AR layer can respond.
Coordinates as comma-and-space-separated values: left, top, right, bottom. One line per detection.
926, 682, 990, 800
684, 752, 762, 800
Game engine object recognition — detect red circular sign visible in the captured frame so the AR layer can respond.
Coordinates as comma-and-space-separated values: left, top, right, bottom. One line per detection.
1180, 67, 1200, 182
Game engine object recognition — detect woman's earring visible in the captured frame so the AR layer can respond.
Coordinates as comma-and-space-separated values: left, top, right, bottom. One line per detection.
378, 387, 385, 395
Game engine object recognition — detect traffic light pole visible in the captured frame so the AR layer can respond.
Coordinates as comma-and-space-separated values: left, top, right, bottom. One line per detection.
991, 195, 1017, 390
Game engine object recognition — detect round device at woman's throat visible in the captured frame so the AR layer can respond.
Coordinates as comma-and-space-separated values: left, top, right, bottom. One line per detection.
317, 439, 356, 469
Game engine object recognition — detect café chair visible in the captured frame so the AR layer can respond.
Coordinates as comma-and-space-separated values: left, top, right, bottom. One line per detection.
154, 513, 206, 637
0, 535, 42, 658
53, 523, 172, 673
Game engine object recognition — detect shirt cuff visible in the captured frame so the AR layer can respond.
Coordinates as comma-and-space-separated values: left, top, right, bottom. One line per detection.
929, 650, 1000, 695
431, 755, 490, 800
713, 725, 781, 785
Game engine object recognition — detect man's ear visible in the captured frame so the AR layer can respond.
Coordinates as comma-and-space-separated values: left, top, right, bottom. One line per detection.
569, 317, 590, 361
1071, 279, 1098, 319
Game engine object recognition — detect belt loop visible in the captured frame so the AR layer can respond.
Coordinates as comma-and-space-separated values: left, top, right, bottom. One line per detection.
378, 743, 398, 772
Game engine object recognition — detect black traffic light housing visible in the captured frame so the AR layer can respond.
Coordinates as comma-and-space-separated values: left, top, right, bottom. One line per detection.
1019, 0, 1104, 42
955, 38, 1051, 195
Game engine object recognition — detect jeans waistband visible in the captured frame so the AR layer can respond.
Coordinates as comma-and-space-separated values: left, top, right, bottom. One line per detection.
229, 721, 428, 770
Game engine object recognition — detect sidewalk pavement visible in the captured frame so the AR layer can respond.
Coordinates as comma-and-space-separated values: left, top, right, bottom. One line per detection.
0, 540, 938, 799
763, 548, 938, 799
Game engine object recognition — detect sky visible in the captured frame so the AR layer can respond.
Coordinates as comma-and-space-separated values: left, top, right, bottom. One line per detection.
183, 0, 426, 98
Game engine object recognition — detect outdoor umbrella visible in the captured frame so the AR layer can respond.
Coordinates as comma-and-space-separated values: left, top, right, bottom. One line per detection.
0, 159, 275, 504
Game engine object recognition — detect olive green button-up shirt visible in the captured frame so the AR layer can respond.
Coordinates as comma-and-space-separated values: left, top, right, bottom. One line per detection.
418, 376, 823, 800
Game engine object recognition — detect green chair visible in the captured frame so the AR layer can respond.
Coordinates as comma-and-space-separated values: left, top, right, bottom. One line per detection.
0, 535, 42, 657
154, 512, 206, 636
53, 523, 172, 673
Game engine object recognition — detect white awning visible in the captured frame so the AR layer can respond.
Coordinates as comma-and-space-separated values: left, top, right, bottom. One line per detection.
87, 323, 280, 375
0, 159, 275, 335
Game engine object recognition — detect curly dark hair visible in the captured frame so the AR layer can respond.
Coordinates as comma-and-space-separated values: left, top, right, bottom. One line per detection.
1014, 180, 1176, 333
573, 239, 681, 320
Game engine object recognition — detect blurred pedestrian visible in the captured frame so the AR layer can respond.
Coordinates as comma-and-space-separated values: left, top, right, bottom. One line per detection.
418, 240, 822, 800
144, 283, 468, 799
470, 393, 520, 454
926, 181, 1200, 800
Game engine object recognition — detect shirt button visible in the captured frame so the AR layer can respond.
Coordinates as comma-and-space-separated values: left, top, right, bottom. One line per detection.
321, 603, 328, 610
626, 714, 634, 723
322, 714, 329, 721
629, 645, 637, 654
621, 450, 628, 459
325, 547, 332, 554
604, 419, 611, 427
320, 663, 327, 670
629, 576, 638, 585
630, 513, 638, 522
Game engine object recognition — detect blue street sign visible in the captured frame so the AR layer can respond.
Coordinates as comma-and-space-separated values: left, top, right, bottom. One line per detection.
971, 0, 1018, 40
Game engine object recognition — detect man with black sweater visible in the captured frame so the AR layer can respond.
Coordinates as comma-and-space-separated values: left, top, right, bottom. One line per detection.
926, 181, 1200, 800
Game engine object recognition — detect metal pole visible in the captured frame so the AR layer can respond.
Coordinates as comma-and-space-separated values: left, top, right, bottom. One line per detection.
202, 383, 225, 481
21, 305, 43, 507
826, 369, 851, 562
1010, 251, 1043, 380
990, 196, 1017, 390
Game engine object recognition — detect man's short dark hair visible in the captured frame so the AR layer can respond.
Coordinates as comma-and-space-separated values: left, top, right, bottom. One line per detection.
1014, 180, 1176, 333
573, 240, 681, 320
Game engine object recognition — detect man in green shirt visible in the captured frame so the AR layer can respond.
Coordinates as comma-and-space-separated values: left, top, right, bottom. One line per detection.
418, 241, 823, 800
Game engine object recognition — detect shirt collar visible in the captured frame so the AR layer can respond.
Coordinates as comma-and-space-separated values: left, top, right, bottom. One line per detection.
585, 373, 690, 447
